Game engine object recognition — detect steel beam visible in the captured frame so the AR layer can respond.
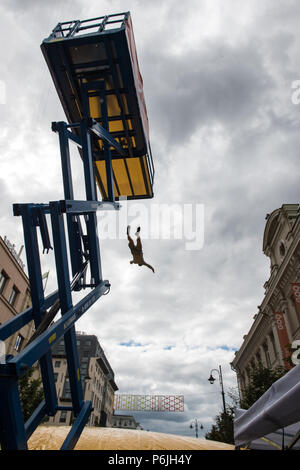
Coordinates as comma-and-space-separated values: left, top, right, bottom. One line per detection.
60, 400, 92, 450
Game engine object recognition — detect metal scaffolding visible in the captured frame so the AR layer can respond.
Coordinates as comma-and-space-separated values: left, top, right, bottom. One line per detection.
0, 11, 154, 450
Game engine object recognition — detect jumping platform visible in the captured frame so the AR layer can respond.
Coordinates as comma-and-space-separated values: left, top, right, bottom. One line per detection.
41, 12, 154, 201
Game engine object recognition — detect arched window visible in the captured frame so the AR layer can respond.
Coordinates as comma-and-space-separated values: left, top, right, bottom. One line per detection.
263, 342, 271, 367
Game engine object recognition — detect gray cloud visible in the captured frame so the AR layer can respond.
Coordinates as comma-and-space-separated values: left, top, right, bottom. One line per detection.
1, 0, 300, 438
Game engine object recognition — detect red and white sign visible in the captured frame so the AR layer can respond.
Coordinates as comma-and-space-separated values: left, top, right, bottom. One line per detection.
273, 311, 290, 367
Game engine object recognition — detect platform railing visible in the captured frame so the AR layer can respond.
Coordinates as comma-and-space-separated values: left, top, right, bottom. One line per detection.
49, 12, 129, 40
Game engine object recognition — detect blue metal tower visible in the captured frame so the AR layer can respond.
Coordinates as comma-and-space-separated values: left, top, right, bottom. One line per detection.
0, 12, 154, 450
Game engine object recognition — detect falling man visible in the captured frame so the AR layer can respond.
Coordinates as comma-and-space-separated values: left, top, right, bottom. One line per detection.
127, 226, 155, 273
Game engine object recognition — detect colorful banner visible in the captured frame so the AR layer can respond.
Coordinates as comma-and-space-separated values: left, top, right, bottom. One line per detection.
291, 283, 300, 319
273, 311, 290, 367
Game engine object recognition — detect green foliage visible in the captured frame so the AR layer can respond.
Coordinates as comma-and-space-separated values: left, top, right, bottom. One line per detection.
18, 367, 44, 422
205, 363, 287, 445
205, 408, 235, 444
240, 363, 286, 410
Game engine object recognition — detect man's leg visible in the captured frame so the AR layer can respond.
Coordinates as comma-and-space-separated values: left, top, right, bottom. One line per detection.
136, 227, 142, 251
127, 226, 135, 250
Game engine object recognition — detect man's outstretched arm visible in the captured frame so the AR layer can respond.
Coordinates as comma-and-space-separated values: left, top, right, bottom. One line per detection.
143, 262, 155, 273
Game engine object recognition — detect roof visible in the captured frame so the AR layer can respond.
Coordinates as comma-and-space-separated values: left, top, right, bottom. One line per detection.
263, 204, 299, 253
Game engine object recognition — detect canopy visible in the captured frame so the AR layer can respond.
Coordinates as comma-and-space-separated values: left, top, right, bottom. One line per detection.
238, 418, 300, 450
234, 363, 300, 447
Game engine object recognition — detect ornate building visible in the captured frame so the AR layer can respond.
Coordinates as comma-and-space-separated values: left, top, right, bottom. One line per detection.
0, 235, 33, 356
47, 332, 118, 427
111, 414, 142, 430
231, 204, 300, 397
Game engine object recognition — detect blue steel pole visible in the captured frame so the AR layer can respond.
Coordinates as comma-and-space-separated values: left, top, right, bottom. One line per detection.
80, 119, 102, 286
1, 283, 108, 378
0, 375, 27, 450
60, 400, 93, 450
55, 121, 84, 282
49, 201, 84, 415
99, 83, 115, 203
17, 204, 57, 416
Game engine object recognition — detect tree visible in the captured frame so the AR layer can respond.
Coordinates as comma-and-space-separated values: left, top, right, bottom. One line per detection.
240, 363, 286, 410
205, 408, 235, 444
205, 363, 287, 445
19, 366, 44, 422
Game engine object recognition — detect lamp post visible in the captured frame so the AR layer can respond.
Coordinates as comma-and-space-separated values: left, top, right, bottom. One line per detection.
190, 418, 203, 438
208, 365, 227, 415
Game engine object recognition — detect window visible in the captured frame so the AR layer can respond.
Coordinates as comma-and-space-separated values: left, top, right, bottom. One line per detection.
0, 270, 8, 294
279, 240, 286, 258
263, 343, 271, 368
269, 331, 278, 357
239, 373, 245, 390
63, 378, 71, 399
256, 351, 262, 364
8, 285, 19, 307
59, 411, 67, 423
14, 334, 24, 351
54, 361, 61, 368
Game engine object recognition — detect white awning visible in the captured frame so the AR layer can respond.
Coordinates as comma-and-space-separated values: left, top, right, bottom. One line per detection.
234, 364, 300, 447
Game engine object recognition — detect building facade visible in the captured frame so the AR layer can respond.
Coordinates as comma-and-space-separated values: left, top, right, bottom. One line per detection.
231, 204, 300, 398
0, 235, 33, 356
111, 414, 142, 430
46, 332, 118, 427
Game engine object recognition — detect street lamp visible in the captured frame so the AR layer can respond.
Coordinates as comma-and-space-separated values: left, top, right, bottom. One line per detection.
208, 365, 227, 415
190, 418, 204, 438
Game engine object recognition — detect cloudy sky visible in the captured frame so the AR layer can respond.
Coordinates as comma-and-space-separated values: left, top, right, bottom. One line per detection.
1, 0, 300, 438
